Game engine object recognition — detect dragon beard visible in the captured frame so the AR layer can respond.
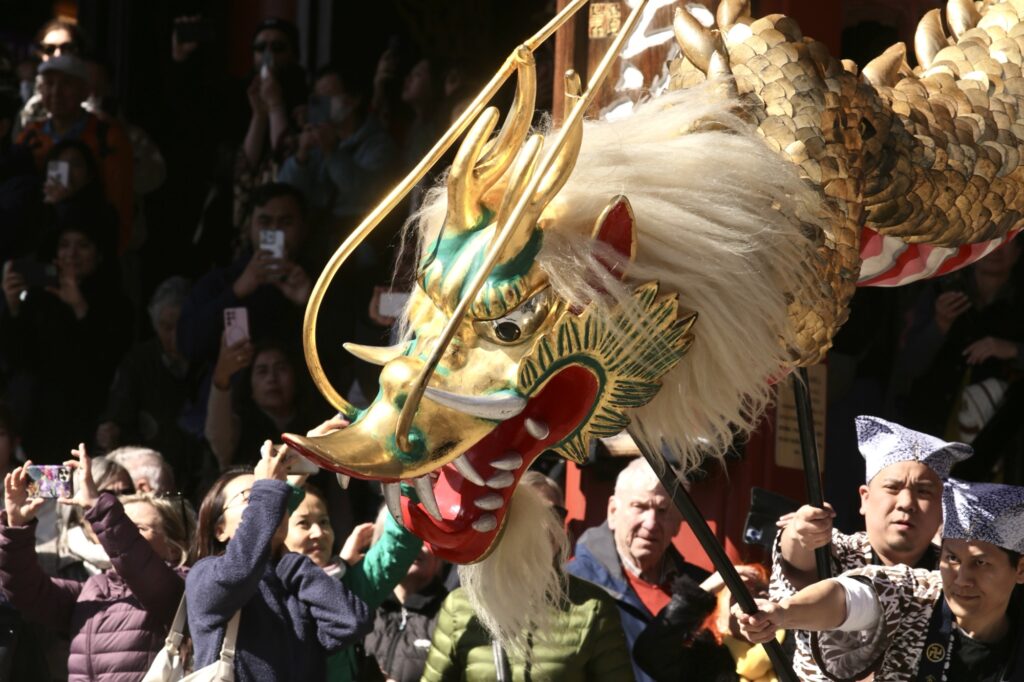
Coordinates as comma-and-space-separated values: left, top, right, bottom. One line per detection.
457, 484, 569, 660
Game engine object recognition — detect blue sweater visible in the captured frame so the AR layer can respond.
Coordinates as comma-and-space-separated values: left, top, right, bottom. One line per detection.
186, 480, 371, 681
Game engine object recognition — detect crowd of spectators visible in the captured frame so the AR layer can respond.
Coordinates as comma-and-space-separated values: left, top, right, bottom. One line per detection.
0, 9, 1020, 682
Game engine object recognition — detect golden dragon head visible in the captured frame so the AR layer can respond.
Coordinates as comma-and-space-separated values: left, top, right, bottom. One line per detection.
281, 2, 702, 563
284, 0, 834, 563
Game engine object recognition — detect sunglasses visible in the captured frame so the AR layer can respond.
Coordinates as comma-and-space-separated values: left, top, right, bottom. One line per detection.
38, 42, 77, 56
253, 41, 288, 54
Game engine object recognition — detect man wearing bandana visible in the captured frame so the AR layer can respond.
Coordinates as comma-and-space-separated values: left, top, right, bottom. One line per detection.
769, 416, 973, 681
740, 478, 1024, 682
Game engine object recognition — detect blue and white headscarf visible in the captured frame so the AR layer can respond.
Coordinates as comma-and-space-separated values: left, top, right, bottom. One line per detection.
855, 416, 972, 483
943, 479, 1024, 554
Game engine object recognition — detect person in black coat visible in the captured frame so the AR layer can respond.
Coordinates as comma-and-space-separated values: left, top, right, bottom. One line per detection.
0, 203, 132, 460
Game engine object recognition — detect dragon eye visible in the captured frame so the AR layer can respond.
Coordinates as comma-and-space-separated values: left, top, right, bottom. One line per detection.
494, 321, 521, 342
474, 288, 553, 346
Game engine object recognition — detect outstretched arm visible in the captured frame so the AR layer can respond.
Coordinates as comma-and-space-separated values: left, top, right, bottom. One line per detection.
734, 579, 851, 644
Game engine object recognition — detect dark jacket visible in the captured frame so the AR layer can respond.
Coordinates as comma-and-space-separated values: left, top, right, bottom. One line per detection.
0, 493, 186, 681
421, 575, 635, 682
363, 574, 448, 682
102, 337, 205, 482
633, 575, 738, 682
186, 480, 371, 682
329, 511, 424, 682
176, 252, 305, 367
566, 522, 709, 682
0, 279, 132, 459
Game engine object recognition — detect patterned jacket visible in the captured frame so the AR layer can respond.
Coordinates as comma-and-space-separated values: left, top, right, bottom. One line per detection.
811, 564, 943, 681
769, 529, 875, 682
769, 529, 939, 682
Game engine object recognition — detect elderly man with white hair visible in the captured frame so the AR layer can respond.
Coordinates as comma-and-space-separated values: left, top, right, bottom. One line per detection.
567, 457, 709, 682
107, 446, 175, 495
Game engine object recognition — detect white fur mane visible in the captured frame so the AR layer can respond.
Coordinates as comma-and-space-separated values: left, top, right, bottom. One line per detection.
409, 82, 828, 472
458, 484, 569, 659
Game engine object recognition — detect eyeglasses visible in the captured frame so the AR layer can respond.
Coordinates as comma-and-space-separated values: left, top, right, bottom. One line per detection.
222, 488, 252, 512
37, 42, 77, 56
253, 41, 288, 54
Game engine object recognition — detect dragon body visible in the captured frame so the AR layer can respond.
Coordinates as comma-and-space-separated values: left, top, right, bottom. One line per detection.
285, 0, 1024, 575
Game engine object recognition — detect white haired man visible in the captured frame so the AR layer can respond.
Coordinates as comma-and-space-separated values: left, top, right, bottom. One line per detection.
770, 415, 973, 681
107, 446, 174, 495
567, 457, 709, 682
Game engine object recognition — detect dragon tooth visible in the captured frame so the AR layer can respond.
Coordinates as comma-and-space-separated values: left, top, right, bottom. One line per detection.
525, 418, 550, 440
485, 472, 515, 489
383, 482, 403, 523
336, 473, 351, 490
424, 386, 527, 420
471, 514, 498, 533
414, 476, 443, 521
474, 494, 505, 511
453, 455, 486, 486
491, 452, 523, 471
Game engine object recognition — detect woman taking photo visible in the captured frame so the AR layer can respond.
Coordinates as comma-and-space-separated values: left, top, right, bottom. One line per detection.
0, 444, 188, 680
187, 441, 370, 681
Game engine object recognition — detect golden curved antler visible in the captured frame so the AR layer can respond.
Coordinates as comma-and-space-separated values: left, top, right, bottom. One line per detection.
445, 48, 537, 236
394, 1, 653, 452
489, 70, 584, 263
299, 0, 589, 415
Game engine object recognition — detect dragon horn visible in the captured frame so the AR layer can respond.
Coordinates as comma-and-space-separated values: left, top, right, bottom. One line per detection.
300, 0, 590, 414
394, 0, 653, 452
445, 49, 537, 235
492, 70, 583, 261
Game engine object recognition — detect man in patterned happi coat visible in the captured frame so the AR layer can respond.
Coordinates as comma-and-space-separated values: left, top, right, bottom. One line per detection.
739, 478, 1024, 682
769, 416, 973, 681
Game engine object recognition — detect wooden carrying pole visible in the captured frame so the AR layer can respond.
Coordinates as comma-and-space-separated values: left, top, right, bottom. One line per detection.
627, 431, 799, 682
792, 367, 832, 580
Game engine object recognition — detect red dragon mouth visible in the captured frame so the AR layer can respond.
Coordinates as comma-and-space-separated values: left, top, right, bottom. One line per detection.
287, 365, 598, 563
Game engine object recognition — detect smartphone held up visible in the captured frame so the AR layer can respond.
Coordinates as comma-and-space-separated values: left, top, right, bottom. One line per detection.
25, 465, 73, 499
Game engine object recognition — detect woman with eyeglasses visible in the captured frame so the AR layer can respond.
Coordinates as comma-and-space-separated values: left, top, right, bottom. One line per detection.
0, 443, 189, 681
187, 441, 371, 681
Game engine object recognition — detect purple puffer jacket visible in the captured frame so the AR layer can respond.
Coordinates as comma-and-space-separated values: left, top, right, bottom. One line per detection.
0, 492, 186, 681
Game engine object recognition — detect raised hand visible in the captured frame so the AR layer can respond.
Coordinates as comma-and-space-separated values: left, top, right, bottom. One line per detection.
46, 268, 88, 319
934, 291, 971, 334
273, 261, 312, 305
340, 522, 375, 565
255, 441, 289, 482
731, 599, 786, 644
2, 262, 26, 316
213, 334, 254, 390
4, 462, 45, 526
60, 442, 100, 510
779, 503, 835, 551
962, 336, 1019, 365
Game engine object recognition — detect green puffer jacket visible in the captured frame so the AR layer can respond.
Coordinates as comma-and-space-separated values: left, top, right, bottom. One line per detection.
328, 512, 423, 681
421, 574, 636, 682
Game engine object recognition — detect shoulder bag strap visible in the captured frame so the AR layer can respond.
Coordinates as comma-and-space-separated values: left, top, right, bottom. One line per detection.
165, 593, 189, 650
219, 611, 242, 664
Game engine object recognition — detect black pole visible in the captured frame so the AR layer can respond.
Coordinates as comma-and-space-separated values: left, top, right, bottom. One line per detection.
628, 431, 798, 682
792, 367, 832, 580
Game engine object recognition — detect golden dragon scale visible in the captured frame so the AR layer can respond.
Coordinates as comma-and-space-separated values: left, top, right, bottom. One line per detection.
285, 0, 1024, 564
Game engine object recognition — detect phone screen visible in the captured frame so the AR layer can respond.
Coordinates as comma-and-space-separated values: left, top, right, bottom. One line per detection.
46, 160, 69, 188
25, 465, 73, 499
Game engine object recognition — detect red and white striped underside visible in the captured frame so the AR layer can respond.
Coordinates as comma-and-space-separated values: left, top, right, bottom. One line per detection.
858, 226, 1023, 287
